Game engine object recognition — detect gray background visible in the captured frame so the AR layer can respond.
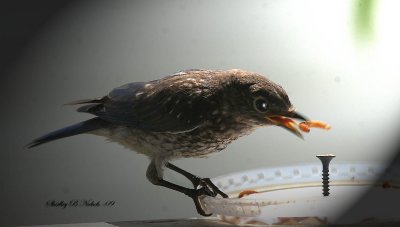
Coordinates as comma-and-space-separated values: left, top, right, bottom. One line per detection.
1, 0, 400, 225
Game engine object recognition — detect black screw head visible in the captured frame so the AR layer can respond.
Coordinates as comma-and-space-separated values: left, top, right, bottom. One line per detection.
316, 154, 336, 171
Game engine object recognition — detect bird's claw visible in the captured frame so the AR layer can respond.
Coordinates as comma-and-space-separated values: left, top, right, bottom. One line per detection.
192, 177, 228, 198
186, 176, 228, 216
189, 187, 214, 216
198, 178, 229, 198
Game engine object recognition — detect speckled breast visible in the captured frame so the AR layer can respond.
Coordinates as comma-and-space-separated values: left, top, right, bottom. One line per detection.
140, 119, 257, 159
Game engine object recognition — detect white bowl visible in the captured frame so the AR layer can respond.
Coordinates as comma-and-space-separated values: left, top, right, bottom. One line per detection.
200, 163, 400, 225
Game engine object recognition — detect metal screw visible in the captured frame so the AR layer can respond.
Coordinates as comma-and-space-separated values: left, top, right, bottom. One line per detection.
316, 154, 336, 196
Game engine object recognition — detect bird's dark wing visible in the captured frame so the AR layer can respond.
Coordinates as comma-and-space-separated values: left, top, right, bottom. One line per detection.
77, 79, 216, 133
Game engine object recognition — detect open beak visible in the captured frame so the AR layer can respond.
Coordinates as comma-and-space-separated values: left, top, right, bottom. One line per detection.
266, 110, 309, 139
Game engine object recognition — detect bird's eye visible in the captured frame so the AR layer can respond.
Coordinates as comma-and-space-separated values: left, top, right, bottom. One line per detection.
253, 97, 269, 113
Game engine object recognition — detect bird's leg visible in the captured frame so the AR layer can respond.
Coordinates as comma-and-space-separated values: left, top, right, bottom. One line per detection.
165, 162, 228, 198
146, 160, 213, 216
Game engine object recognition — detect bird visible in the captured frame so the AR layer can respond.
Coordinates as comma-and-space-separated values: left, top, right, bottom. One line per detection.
28, 69, 308, 216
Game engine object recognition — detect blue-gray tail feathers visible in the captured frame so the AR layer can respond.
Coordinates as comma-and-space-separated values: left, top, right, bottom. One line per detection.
27, 117, 107, 148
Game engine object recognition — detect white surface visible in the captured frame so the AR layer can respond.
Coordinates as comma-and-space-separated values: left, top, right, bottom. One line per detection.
201, 163, 400, 224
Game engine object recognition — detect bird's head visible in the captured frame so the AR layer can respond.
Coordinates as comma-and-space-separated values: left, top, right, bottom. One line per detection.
223, 69, 308, 138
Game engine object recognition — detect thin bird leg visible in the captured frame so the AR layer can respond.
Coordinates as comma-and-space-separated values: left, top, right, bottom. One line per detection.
165, 162, 228, 198
147, 161, 213, 216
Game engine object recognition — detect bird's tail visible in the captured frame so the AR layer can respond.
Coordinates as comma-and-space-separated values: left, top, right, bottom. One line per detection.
27, 117, 107, 148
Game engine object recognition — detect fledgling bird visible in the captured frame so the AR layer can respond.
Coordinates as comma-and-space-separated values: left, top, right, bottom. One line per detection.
28, 69, 307, 215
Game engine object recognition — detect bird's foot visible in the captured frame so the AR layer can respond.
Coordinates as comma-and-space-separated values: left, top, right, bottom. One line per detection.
195, 178, 229, 198
163, 163, 228, 215
187, 186, 216, 216
186, 179, 229, 216
165, 162, 228, 198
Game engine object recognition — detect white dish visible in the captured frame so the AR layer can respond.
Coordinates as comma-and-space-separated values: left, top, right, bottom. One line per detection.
200, 163, 400, 225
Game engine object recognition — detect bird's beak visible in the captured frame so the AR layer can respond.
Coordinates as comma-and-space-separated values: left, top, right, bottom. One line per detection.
266, 110, 309, 139
283, 111, 308, 121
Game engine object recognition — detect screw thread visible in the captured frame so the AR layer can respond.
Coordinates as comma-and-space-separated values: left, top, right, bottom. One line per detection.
321, 170, 330, 196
